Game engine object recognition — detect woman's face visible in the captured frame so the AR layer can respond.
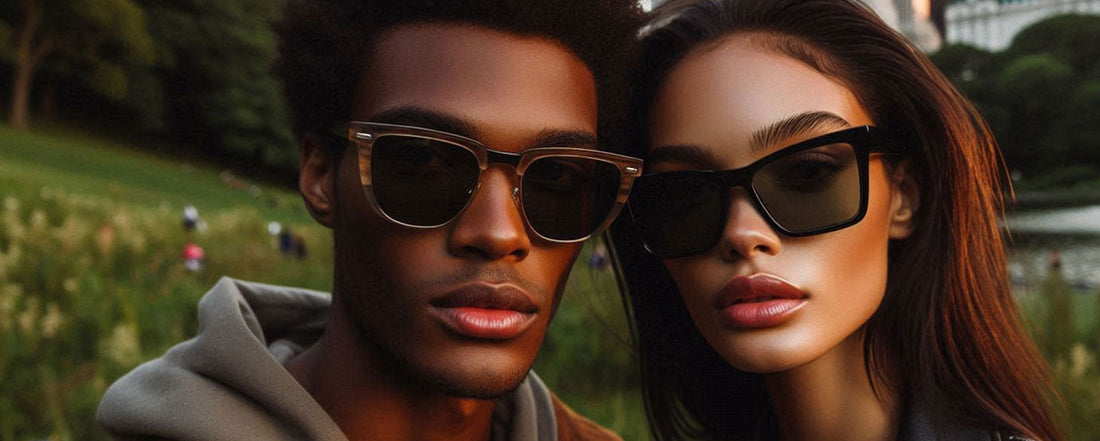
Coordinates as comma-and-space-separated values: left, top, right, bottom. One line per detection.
647, 35, 915, 373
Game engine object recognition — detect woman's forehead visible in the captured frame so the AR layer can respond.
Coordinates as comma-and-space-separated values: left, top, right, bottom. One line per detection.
648, 36, 871, 166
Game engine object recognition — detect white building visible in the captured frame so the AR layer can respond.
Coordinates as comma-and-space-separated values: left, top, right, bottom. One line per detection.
946, 0, 1100, 51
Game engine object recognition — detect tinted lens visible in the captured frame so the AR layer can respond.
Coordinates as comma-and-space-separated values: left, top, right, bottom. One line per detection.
370, 135, 480, 226
753, 143, 861, 233
629, 171, 726, 257
522, 157, 620, 241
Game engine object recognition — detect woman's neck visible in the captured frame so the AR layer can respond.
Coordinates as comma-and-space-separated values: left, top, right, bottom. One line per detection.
764, 327, 900, 441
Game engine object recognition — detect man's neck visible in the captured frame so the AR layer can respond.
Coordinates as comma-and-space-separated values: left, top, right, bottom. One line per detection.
286, 306, 498, 441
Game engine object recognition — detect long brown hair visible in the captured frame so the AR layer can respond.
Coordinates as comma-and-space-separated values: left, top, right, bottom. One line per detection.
609, 0, 1063, 440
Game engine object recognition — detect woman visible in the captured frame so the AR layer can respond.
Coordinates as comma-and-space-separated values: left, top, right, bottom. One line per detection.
610, 0, 1063, 440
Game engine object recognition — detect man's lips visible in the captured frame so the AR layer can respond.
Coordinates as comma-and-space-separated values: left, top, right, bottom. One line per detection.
715, 274, 808, 329
429, 283, 539, 340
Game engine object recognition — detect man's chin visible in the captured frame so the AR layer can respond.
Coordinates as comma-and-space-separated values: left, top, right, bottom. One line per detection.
420, 367, 531, 400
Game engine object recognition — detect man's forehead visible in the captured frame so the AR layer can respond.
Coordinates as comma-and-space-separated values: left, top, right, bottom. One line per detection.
349, 23, 598, 148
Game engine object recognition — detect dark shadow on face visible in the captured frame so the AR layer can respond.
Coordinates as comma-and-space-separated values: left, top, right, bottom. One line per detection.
323, 24, 596, 399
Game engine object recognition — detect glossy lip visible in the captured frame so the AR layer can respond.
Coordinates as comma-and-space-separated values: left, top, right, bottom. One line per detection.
428, 283, 539, 340
715, 274, 808, 329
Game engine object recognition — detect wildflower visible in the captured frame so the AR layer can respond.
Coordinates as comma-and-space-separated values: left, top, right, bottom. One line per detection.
55, 216, 90, 253
29, 209, 48, 235
96, 224, 116, 255
102, 324, 142, 367
0, 283, 21, 331
3, 196, 19, 213
1069, 343, 1095, 379
17, 296, 40, 335
41, 302, 65, 339
0, 244, 21, 279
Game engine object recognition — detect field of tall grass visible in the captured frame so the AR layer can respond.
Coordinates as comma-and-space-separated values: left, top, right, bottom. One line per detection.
0, 127, 647, 441
1, 127, 1097, 440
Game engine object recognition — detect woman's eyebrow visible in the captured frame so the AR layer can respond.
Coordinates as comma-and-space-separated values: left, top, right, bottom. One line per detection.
646, 144, 720, 168
749, 111, 851, 155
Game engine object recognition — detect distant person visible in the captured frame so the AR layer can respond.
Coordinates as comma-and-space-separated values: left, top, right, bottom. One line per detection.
587, 243, 610, 272
181, 242, 204, 272
293, 234, 308, 260
614, 1, 1062, 440
97, 1, 643, 441
181, 204, 199, 231
278, 228, 296, 256
1049, 249, 1062, 271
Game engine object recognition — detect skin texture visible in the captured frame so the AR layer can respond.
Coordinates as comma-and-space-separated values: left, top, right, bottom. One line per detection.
647, 34, 918, 441
288, 24, 595, 441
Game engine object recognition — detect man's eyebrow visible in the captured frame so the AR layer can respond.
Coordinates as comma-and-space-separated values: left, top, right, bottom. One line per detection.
531, 129, 598, 149
749, 111, 851, 155
646, 144, 721, 169
366, 106, 480, 140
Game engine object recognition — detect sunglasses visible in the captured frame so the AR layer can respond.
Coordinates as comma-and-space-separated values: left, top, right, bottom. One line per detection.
337, 122, 643, 243
628, 125, 897, 258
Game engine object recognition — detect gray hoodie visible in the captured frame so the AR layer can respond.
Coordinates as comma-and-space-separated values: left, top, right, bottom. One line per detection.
97, 277, 559, 441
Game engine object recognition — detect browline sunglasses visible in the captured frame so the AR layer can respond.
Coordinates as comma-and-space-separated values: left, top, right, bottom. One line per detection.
335, 122, 643, 243
628, 125, 900, 258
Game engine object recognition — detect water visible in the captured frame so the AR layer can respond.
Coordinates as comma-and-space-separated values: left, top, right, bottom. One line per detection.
1006, 204, 1100, 292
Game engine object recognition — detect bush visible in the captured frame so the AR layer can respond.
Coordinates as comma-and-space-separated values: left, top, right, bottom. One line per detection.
0, 189, 331, 440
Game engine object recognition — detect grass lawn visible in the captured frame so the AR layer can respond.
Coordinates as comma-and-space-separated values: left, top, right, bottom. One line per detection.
0, 124, 651, 441
0, 125, 313, 225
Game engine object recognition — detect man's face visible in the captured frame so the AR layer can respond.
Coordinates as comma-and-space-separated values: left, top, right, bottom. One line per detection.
327, 24, 596, 398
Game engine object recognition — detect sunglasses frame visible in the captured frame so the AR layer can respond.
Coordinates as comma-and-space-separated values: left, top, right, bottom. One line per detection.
630, 125, 897, 258
339, 121, 644, 244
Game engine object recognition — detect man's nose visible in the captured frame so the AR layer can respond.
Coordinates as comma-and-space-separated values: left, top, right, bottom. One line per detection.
447, 167, 532, 261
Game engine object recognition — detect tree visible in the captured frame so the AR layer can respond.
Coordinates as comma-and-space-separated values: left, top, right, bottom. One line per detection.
1057, 79, 1100, 169
136, 0, 295, 173
994, 54, 1075, 172
1008, 14, 1100, 74
0, 0, 154, 129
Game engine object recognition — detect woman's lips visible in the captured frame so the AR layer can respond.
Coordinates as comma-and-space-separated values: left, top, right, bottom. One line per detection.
429, 284, 538, 340
715, 274, 808, 329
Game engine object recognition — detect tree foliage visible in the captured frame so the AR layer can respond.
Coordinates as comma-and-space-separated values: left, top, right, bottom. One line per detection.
1008, 14, 1100, 73
933, 14, 1100, 179
134, 0, 295, 173
2, 0, 296, 175
0, 0, 155, 128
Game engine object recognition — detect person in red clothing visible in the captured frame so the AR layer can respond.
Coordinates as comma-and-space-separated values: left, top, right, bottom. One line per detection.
181, 242, 204, 272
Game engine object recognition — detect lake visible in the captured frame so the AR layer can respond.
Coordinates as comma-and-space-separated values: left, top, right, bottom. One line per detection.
1007, 204, 1100, 293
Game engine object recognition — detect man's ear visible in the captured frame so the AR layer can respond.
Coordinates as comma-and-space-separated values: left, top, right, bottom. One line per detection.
299, 133, 338, 228
888, 160, 919, 239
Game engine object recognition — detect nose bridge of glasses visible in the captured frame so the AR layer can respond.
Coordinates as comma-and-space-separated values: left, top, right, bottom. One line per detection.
482, 149, 523, 196
485, 149, 522, 169
716, 166, 755, 191
718, 168, 773, 229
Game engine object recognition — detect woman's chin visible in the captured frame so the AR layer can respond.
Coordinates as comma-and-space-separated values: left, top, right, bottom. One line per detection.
701, 326, 837, 374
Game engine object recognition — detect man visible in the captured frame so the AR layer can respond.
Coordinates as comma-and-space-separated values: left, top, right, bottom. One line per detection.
96, 1, 642, 440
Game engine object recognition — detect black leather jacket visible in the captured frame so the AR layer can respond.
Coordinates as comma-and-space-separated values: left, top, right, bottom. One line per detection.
899, 404, 1036, 441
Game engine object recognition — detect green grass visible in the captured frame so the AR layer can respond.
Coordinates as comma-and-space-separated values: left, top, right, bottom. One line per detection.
0, 125, 312, 225
0, 125, 649, 441
11, 125, 1096, 441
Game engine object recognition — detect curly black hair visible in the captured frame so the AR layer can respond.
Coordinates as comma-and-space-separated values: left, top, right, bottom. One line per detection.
274, 0, 644, 153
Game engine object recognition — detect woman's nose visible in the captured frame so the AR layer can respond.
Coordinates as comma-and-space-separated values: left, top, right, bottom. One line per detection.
717, 188, 782, 261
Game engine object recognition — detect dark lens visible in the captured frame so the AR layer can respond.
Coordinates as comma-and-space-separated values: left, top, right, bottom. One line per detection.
370, 135, 480, 226
629, 171, 726, 257
522, 157, 619, 241
753, 143, 860, 233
